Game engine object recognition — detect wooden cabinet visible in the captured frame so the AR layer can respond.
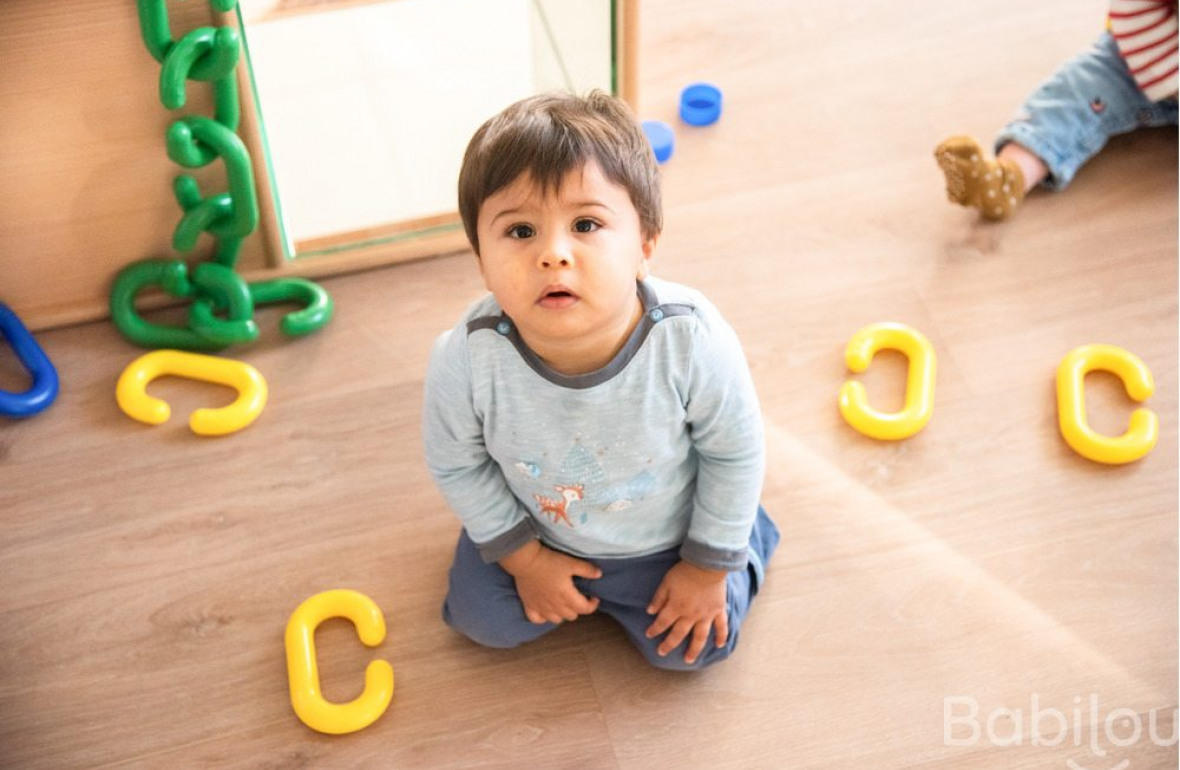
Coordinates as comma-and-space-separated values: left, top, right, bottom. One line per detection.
1, 1, 261, 330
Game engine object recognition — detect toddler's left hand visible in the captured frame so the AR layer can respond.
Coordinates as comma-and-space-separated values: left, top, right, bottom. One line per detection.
645, 560, 729, 665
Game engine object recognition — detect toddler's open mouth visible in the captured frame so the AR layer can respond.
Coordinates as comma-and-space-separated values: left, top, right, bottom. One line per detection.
538, 285, 579, 308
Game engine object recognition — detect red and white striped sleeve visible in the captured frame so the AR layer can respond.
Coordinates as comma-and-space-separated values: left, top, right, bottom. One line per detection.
1109, 0, 1178, 99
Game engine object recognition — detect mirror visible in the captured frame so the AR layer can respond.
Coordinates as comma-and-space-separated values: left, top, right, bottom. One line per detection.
232, 0, 633, 270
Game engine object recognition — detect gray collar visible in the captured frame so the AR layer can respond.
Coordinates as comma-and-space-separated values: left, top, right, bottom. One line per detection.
466, 279, 693, 389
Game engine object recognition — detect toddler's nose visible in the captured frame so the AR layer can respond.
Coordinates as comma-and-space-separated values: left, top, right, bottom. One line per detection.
537, 244, 574, 269
538, 255, 572, 269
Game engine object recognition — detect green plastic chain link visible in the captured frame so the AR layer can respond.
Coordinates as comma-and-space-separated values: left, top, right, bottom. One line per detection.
111, 0, 332, 350
169, 117, 259, 247
137, 0, 239, 65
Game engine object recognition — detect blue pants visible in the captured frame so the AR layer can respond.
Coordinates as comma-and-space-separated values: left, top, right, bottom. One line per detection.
996, 31, 1178, 191
442, 506, 780, 671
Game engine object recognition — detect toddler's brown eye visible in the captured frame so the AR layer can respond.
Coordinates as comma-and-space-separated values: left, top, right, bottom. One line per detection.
574, 219, 599, 233
509, 224, 535, 239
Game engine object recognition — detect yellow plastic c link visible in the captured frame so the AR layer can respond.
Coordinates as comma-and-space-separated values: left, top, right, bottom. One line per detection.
1056, 344, 1157, 465
116, 349, 267, 436
285, 589, 394, 735
838, 322, 937, 441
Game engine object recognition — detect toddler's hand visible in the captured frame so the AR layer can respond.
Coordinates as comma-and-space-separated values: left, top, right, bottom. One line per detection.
500, 541, 601, 625
645, 560, 729, 665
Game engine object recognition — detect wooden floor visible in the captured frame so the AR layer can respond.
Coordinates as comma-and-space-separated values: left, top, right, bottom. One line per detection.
2, 1, 1177, 768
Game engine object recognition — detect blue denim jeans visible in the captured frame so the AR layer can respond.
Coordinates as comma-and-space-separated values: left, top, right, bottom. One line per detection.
442, 505, 781, 671
996, 31, 1178, 190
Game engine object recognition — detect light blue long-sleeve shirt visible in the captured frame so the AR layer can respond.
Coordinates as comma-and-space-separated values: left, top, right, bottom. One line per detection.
422, 277, 765, 571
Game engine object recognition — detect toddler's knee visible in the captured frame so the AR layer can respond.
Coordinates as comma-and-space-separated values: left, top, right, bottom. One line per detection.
645, 655, 705, 672
641, 643, 733, 672
453, 626, 524, 650
442, 599, 538, 649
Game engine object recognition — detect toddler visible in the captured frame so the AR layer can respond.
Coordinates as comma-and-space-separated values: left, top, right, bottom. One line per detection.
936, 0, 1177, 220
422, 91, 780, 670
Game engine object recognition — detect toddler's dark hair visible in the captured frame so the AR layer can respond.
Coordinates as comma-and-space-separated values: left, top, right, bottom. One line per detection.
457, 90, 662, 254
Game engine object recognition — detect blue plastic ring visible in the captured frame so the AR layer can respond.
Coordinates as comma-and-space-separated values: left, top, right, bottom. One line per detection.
679, 83, 723, 126
642, 120, 675, 164
0, 303, 60, 418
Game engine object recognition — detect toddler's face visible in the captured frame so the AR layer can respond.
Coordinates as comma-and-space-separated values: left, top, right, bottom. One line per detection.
475, 161, 657, 373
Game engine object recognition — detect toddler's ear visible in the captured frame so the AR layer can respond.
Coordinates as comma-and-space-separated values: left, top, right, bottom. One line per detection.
638, 235, 658, 278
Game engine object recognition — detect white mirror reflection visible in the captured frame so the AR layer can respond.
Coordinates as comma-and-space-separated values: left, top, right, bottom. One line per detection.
236, 0, 617, 260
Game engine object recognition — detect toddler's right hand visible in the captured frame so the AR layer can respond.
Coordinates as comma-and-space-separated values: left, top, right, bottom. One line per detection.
500, 541, 602, 625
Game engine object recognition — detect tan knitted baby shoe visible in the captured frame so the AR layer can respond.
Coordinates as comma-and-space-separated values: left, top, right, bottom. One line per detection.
935, 136, 1025, 221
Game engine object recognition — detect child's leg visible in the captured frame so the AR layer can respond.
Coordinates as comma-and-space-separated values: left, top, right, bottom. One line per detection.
936, 31, 1177, 219
997, 31, 1177, 189
441, 529, 559, 648
588, 506, 781, 671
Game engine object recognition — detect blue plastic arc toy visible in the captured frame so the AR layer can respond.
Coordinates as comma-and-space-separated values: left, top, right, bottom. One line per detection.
642, 120, 675, 164
679, 82, 723, 126
0, 302, 60, 418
